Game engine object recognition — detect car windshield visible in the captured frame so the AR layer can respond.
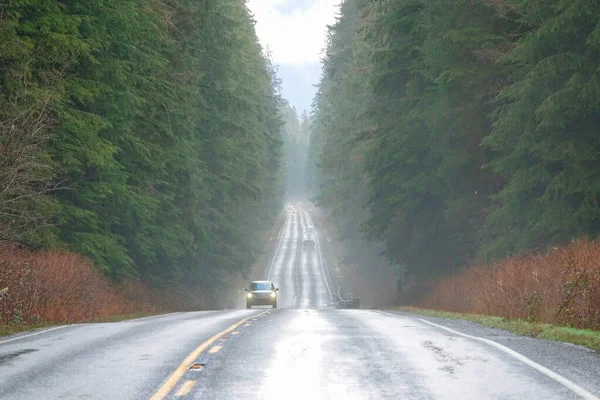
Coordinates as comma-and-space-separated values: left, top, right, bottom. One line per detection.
251, 282, 271, 291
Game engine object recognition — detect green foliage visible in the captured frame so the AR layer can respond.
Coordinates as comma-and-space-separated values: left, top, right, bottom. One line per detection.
281, 103, 309, 200
483, 0, 600, 257
0, 0, 283, 285
360, 0, 513, 274
310, 0, 395, 276
310, 0, 600, 279
311, 0, 512, 276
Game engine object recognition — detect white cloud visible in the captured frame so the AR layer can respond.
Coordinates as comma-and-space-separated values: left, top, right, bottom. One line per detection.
247, 0, 339, 65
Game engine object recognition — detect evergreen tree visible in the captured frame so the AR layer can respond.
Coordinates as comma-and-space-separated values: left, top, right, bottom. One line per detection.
311, 0, 515, 277
483, 0, 600, 257
0, 0, 284, 286
281, 103, 309, 200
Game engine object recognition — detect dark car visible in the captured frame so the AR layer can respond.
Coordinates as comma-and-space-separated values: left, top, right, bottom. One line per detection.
246, 280, 278, 309
303, 239, 315, 247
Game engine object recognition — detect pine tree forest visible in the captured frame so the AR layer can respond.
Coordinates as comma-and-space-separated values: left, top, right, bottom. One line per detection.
0, 0, 285, 286
310, 0, 600, 279
2, 0, 600, 294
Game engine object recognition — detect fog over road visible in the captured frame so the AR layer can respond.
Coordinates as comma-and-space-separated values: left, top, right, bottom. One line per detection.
0, 205, 599, 399
267, 207, 333, 309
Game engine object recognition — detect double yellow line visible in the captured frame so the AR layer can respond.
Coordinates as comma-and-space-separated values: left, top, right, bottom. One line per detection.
150, 310, 270, 400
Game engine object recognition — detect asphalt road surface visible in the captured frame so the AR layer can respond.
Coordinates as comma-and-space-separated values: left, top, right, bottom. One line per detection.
0, 205, 599, 399
267, 206, 333, 308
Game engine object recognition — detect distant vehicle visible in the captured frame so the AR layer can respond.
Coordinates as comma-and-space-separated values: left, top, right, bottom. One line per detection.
305, 226, 315, 232
245, 280, 278, 309
303, 239, 315, 247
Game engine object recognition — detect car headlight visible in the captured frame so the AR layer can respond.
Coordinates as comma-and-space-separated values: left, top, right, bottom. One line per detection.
270, 291, 276, 298
247, 293, 253, 298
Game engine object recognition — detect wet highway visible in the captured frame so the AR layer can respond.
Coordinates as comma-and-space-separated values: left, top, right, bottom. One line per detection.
0, 205, 599, 399
267, 207, 333, 308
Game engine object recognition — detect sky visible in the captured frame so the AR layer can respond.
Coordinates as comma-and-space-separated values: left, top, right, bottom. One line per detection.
247, 0, 340, 113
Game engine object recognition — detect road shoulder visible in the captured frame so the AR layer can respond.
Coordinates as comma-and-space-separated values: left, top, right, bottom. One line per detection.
0, 311, 181, 339
383, 309, 600, 397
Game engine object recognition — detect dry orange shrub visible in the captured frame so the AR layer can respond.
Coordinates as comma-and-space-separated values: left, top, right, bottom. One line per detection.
418, 238, 600, 329
0, 244, 177, 324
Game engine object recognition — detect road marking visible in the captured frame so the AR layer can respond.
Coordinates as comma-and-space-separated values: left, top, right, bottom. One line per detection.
208, 345, 222, 354
174, 380, 196, 397
303, 208, 333, 299
0, 312, 186, 346
377, 311, 600, 400
268, 212, 290, 280
123, 312, 182, 323
0, 325, 69, 345
150, 311, 269, 400
231, 331, 239, 335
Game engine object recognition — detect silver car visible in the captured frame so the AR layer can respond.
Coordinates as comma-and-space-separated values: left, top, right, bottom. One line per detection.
245, 280, 279, 309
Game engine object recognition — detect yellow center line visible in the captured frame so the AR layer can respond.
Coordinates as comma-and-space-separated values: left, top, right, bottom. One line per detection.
149, 310, 269, 400
208, 345, 222, 354
174, 380, 197, 397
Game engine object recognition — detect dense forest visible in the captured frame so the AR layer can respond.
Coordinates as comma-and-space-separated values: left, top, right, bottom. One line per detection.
281, 103, 310, 200
3, 0, 599, 295
310, 0, 600, 280
0, 0, 284, 286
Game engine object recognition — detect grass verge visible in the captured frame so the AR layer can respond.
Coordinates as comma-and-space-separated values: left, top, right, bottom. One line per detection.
396, 306, 600, 352
0, 323, 61, 338
0, 312, 163, 338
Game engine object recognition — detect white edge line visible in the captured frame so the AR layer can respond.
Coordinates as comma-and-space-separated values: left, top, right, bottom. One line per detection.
0, 325, 69, 345
303, 208, 333, 300
122, 312, 182, 323
0, 311, 187, 346
0, 311, 194, 346
268, 211, 290, 280
377, 311, 600, 400
307, 209, 333, 299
